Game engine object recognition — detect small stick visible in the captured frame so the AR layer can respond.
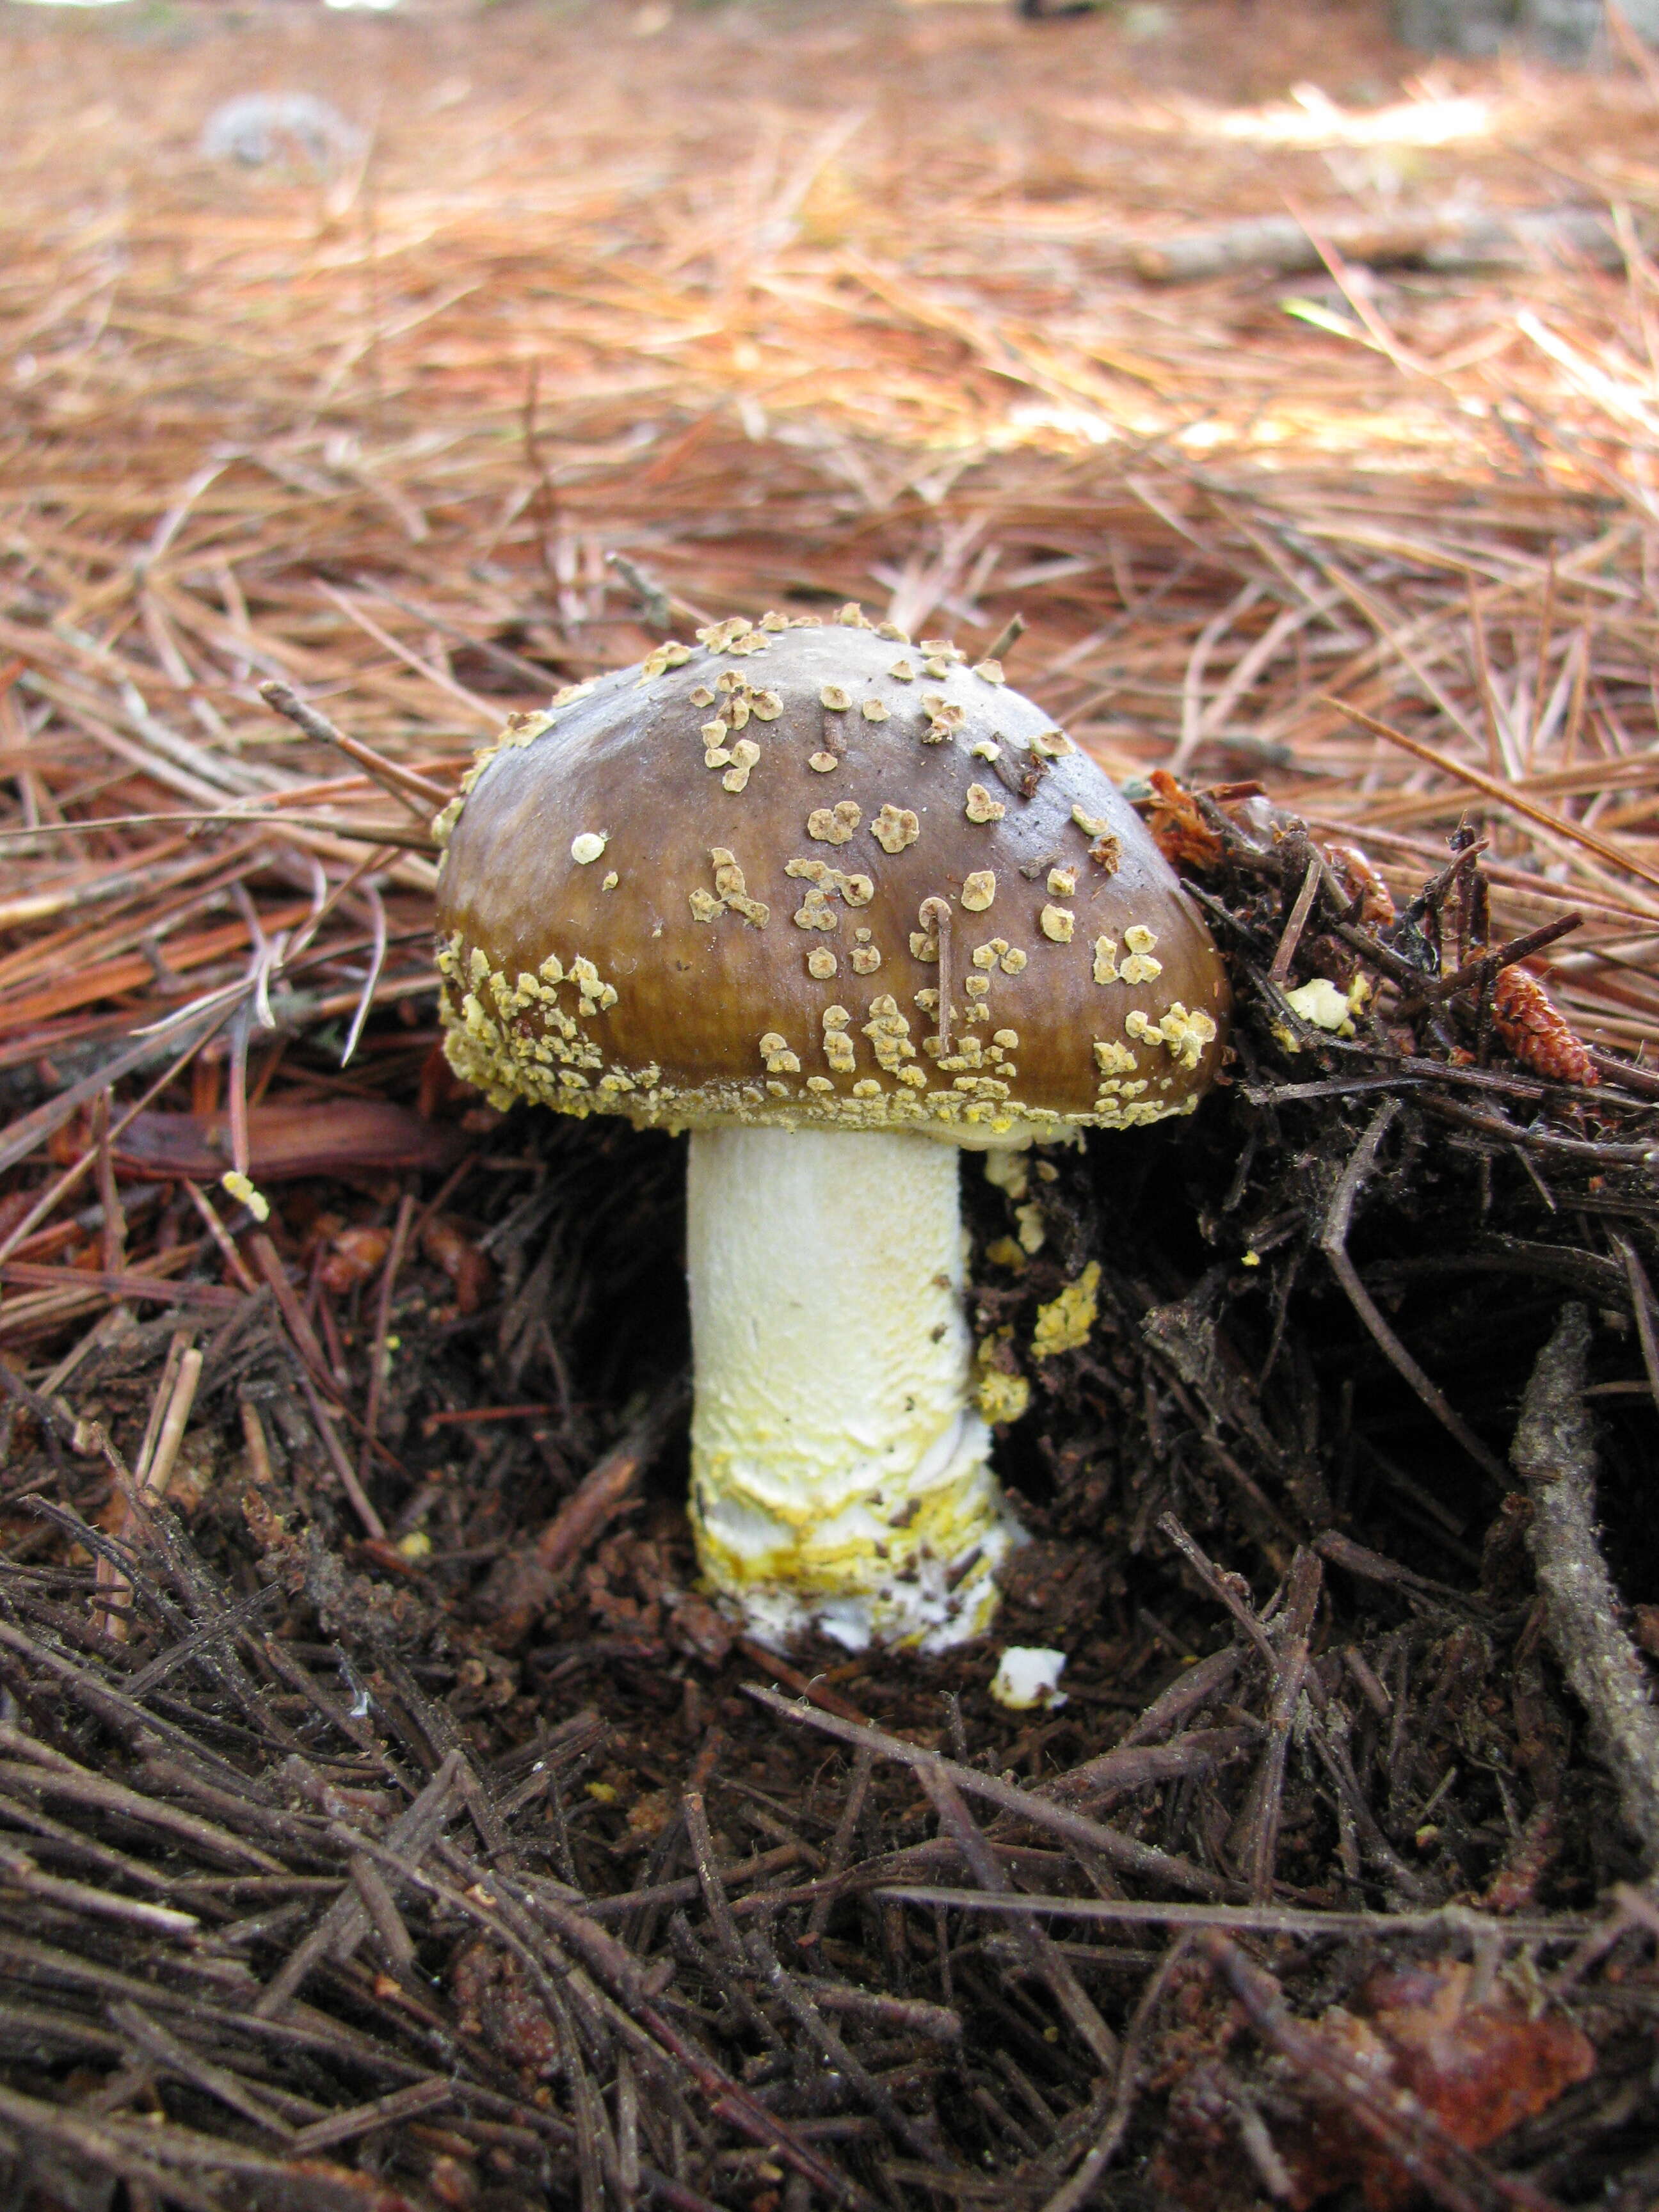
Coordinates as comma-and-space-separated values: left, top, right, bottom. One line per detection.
1266, 855, 1322, 986
293, 1365, 388, 1542
1466, 576, 1510, 781
806, 1742, 875, 1941
180, 1180, 259, 1294
0, 808, 433, 848
1424, 913, 1582, 1002
797, 1980, 960, 2042
606, 551, 673, 632
141, 1347, 203, 1503
1037, 1937, 1194, 2212
1157, 1513, 1276, 1669
1232, 1549, 1321, 1903
1614, 1235, 1659, 1409
916, 1759, 1118, 2069
256, 681, 453, 810
1513, 1304, 1659, 1867
1118, 1642, 1244, 1750
97, 1343, 203, 1640
744, 1923, 944, 2164
746, 1683, 1234, 1900
735, 1638, 869, 1726
348, 1853, 417, 1969
358, 1192, 416, 1493
984, 611, 1025, 665
1319, 1102, 1510, 1487
682, 1790, 743, 1963
248, 1233, 332, 1384
92, 1095, 125, 1276
289, 2080, 453, 2158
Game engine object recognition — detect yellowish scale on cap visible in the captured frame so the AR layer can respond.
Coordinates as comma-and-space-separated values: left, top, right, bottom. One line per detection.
1093, 936, 1119, 984
860, 698, 890, 722
759, 1032, 801, 1075
692, 848, 769, 928
872, 803, 919, 854
1048, 867, 1078, 897
965, 784, 1004, 824
751, 689, 783, 720
808, 752, 838, 773
972, 659, 1006, 684
1119, 924, 1162, 984
808, 947, 838, 979
889, 659, 916, 682
821, 1003, 856, 1073
820, 684, 852, 712
808, 802, 860, 845
1040, 905, 1075, 944
722, 739, 761, 793
961, 872, 996, 913
572, 832, 607, 865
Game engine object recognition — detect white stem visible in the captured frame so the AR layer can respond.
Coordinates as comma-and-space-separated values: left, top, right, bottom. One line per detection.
687, 1125, 1022, 1653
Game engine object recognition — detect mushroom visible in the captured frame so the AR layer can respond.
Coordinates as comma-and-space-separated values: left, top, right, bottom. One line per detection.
433, 609, 1228, 1652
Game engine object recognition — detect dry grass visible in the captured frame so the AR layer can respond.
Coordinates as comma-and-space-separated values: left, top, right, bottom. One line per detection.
6, 0, 1659, 1082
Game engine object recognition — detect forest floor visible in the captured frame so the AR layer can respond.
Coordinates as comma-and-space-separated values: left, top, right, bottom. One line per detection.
5, 1, 1659, 2207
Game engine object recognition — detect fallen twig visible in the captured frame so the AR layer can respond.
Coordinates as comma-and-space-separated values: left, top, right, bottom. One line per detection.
1512, 1304, 1659, 1867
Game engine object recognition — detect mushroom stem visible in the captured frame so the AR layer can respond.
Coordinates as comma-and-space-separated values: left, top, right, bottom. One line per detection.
687, 1125, 1023, 1652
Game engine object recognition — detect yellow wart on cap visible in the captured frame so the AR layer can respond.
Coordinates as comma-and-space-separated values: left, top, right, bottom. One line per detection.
808, 802, 861, 845
872, 803, 920, 854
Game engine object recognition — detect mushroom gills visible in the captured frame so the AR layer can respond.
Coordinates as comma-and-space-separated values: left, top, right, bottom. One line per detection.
687, 1125, 1024, 1653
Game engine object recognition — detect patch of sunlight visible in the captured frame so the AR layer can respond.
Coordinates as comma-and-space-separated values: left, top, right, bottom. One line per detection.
1205, 82, 1495, 148
995, 402, 1119, 446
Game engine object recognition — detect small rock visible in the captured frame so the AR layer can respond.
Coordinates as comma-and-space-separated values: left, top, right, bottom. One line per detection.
200, 93, 362, 172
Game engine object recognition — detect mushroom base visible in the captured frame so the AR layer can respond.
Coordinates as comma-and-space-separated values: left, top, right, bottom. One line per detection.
686, 1124, 1024, 1653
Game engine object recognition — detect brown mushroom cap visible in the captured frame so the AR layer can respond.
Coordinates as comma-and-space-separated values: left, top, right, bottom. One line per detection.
433, 611, 1229, 1144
